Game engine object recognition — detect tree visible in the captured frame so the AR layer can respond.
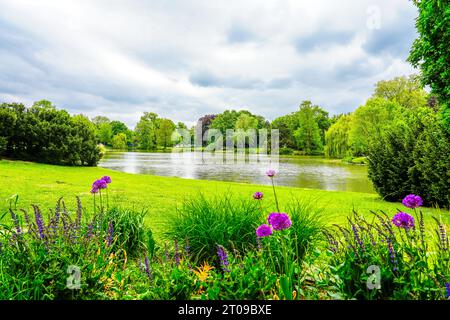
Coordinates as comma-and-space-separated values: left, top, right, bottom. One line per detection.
210, 110, 241, 135
91, 116, 110, 127
293, 101, 323, 154
0, 101, 100, 166
349, 97, 400, 156
98, 122, 113, 145
112, 133, 128, 150
134, 112, 159, 150
373, 75, 428, 109
197, 114, 217, 146
324, 114, 353, 158
271, 114, 297, 149
156, 118, 176, 149
408, 0, 450, 130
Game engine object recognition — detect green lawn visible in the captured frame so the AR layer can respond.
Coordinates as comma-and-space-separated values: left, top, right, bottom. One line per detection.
0, 160, 448, 238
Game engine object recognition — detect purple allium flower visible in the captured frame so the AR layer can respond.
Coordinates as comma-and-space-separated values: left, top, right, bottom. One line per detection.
90, 187, 99, 194
35, 211, 45, 240
445, 283, 450, 299
267, 212, 292, 231
107, 220, 114, 247
101, 176, 112, 184
256, 224, 273, 237
144, 255, 153, 281
253, 191, 263, 200
392, 212, 415, 230
174, 240, 180, 267
402, 194, 423, 209
266, 169, 276, 177
217, 245, 230, 272
93, 179, 108, 190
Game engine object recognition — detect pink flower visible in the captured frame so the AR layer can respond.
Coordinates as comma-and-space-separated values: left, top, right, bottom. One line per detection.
256, 224, 273, 237
266, 169, 276, 177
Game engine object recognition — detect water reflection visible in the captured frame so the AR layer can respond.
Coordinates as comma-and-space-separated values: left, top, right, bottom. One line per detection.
98, 151, 374, 193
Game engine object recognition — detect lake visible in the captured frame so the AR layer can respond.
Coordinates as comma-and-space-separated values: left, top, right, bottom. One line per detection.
99, 151, 374, 193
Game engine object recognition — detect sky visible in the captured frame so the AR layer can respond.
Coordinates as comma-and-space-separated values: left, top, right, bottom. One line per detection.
0, 0, 419, 128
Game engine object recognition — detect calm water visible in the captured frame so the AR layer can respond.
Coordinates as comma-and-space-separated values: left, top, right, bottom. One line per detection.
99, 151, 374, 193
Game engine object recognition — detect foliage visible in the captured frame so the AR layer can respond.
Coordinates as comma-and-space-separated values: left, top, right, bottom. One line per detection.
156, 118, 176, 149
0, 101, 100, 166
164, 194, 262, 264
0, 199, 149, 299
324, 208, 449, 300
294, 101, 323, 154
112, 133, 128, 150
408, 0, 450, 130
324, 114, 353, 158
368, 107, 450, 208
134, 112, 159, 150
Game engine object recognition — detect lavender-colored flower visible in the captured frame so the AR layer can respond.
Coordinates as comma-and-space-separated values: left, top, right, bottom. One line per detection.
144, 255, 153, 281
107, 220, 114, 247
387, 238, 397, 271
266, 169, 276, 177
86, 223, 94, 238
174, 240, 180, 267
352, 224, 364, 252
217, 245, 230, 272
402, 194, 423, 209
101, 176, 112, 184
35, 211, 45, 240
445, 283, 450, 299
256, 237, 262, 251
253, 191, 263, 200
10, 210, 22, 236
392, 212, 415, 230
93, 179, 108, 190
267, 213, 292, 231
256, 224, 273, 237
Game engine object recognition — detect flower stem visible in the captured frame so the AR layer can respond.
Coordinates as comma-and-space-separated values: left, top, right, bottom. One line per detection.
271, 177, 280, 212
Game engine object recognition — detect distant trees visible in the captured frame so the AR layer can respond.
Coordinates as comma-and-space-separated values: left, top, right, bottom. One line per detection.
324, 114, 352, 158
156, 118, 176, 149
111, 133, 128, 150
0, 100, 100, 166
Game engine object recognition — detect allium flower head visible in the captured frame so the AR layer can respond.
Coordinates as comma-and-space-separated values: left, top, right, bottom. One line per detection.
253, 191, 263, 200
101, 176, 112, 184
256, 224, 273, 237
93, 179, 108, 189
266, 169, 276, 177
90, 187, 99, 194
267, 212, 292, 231
402, 194, 423, 209
392, 212, 415, 230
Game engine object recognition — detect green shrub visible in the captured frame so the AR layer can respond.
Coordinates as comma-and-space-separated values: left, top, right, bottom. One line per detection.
164, 193, 262, 264
367, 108, 450, 208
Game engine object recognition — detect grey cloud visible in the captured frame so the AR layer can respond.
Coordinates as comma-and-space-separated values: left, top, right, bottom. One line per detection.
295, 30, 355, 52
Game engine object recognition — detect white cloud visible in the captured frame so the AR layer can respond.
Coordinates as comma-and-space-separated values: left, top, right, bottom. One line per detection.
0, 0, 418, 127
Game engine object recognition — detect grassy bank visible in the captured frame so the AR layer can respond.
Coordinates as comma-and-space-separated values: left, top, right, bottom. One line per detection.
0, 160, 448, 238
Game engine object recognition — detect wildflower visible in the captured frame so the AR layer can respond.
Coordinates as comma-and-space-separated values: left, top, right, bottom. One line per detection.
387, 238, 397, 271
253, 191, 263, 200
217, 245, 230, 272
194, 262, 214, 282
10, 209, 22, 236
402, 194, 423, 209
352, 224, 364, 252
34, 210, 45, 240
256, 224, 273, 237
256, 236, 262, 251
174, 240, 180, 267
445, 283, 450, 299
93, 179, 107, 190
392, 212, 415, 230
266, 169, 276, 177
90, 187, 99, 194
267, 213, 292, 231
107, 220, 114, 247
86, 223, 94, 238
144, 255, 152, 281
101, 176, 112, 184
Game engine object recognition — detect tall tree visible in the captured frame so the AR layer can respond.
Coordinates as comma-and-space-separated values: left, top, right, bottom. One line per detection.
98, 122, 113, 145
156, 118, 176, 149
408, 0, 450, 130
134, 112, 159, 150
324, 114, 353, 158
293, 101, 323, 154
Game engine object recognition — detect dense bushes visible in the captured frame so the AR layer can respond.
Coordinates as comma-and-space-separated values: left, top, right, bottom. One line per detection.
368, 108, 450, 208
0, 101, 100, 166
323, 206, 449, 299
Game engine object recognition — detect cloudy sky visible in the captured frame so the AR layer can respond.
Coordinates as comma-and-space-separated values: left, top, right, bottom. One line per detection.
0, 0, 418, 128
